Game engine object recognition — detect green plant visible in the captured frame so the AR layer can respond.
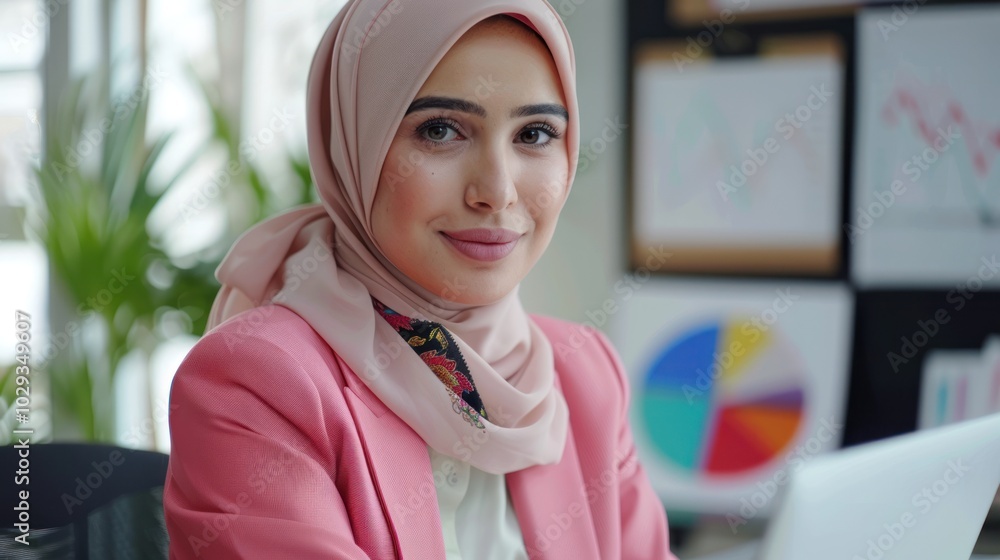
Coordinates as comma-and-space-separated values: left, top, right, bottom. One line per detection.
0, 362, 51, 445
28, 75, 202, 442
22, 66, 317, 445
190, 65, 317, 227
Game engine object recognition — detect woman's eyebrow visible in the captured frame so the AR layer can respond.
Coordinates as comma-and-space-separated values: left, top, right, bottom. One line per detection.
512, 102, 568, 121
405, 96, 568, 121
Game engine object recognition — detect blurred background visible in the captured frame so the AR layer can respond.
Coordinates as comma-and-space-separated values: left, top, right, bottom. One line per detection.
0, 0, 998, 557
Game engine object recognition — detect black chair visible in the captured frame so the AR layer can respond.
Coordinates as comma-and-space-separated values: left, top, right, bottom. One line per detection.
0, 443, 169, 559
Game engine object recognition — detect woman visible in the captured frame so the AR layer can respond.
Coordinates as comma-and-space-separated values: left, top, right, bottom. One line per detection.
163, 0, 677, 558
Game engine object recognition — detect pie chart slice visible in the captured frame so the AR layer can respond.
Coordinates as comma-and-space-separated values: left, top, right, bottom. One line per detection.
716, 327, 808, 405
702, 404, 803, 474
701, 405, 776, 473
641, 390, 711, 472
640, 317, 807, 478
645, 324, 721, 390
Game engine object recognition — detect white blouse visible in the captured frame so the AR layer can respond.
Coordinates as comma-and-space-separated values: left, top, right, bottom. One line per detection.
427, 445, 529, 560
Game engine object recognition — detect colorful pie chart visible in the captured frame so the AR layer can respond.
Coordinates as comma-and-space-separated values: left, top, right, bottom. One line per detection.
640, 317, 807, 478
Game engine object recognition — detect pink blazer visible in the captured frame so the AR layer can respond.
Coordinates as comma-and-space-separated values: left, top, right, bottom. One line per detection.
164, 304, 678, 559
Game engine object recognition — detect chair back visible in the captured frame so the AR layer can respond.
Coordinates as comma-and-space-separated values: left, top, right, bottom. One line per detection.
0, 443, 170, 559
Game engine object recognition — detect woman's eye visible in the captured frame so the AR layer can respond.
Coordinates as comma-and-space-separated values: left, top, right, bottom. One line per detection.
520, 128, 551, 145
417, 119, 560, 147
419, 120, 461, 144
521, 128, 545, 144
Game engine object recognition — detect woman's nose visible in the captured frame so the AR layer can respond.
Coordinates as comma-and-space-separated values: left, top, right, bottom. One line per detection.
465, 147, 518, 212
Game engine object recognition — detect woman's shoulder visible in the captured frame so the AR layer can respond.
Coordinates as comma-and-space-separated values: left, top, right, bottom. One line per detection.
170, 304, 355, 444
529, 313, 630, 406
178, 303, 342, 390
529, 313, 622, 365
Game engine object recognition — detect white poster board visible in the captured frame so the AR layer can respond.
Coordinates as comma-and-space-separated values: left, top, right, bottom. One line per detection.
852, 5, 1000, 287
610, 278, 853, 517
632, 46, 843, 274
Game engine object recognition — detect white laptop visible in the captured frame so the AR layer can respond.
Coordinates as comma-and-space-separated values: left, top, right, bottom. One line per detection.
747, 412, 1000, 560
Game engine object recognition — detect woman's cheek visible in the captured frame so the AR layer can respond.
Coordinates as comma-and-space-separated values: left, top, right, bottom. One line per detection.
530, 174, 567, 223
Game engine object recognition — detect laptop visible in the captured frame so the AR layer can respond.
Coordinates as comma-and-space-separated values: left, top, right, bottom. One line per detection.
751, 412, 1000, 560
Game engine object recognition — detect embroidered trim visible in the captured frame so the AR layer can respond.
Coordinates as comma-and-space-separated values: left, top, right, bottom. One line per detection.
372, 297, 488, 429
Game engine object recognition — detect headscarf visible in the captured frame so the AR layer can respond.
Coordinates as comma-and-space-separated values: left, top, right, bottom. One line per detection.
205, 0, 580, 475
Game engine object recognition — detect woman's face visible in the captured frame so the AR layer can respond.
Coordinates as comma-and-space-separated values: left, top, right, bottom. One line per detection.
372, 20, 570, 307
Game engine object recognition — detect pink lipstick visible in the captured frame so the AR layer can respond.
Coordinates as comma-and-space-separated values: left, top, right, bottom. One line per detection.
440, 228, 523, 262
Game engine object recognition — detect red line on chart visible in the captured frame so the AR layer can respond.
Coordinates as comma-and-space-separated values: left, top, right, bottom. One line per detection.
881, 88, 1000, 178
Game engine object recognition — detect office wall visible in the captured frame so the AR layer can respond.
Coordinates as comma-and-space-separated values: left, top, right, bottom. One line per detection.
521, 0, 628, 326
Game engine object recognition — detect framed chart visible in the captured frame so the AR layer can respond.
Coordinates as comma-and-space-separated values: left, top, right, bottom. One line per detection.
630, 35, 845, 275
611, 278, 853, 514
852, 5, 1000, 288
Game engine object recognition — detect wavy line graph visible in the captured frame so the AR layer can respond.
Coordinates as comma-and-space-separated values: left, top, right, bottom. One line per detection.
634, 57, 840, 247
882, 87, 1000, 178
852, 7, 1000, 286
875, 74, 1000, 227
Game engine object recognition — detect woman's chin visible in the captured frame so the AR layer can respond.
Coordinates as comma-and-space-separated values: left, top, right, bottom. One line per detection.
430, 271, 519, 307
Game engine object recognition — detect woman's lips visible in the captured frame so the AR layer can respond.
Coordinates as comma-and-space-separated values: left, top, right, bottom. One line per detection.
440, 230, 522, 262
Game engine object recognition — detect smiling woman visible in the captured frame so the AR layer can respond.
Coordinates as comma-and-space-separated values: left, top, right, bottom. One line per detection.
373, 15, 570, 306
162, 1, 678, 559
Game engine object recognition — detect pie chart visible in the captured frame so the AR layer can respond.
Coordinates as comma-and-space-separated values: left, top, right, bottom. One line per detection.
640, 317, 807, 478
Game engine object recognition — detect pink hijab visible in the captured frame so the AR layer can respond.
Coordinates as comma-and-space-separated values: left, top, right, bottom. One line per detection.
205, 0, 581, 475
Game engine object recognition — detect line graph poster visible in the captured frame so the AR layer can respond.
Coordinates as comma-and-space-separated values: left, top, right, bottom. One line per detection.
853, 5, 1000, 287
631, 40, 843, 274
